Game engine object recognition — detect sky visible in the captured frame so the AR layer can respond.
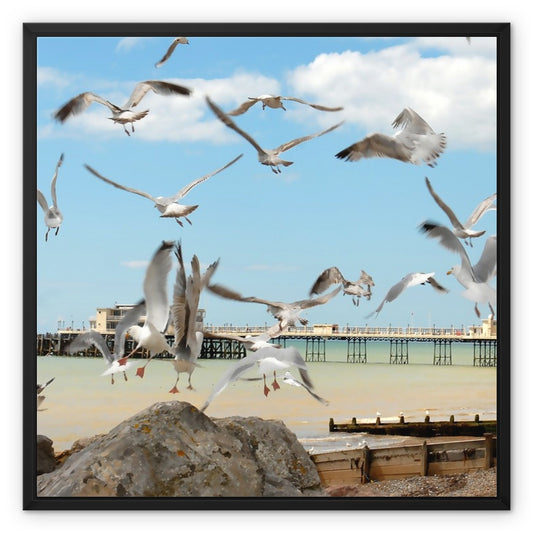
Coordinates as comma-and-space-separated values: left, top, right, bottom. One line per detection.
35, 32, 499, 333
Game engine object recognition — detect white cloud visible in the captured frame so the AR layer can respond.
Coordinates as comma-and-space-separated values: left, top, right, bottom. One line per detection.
115, 37, 144, 53
286, 40, 497, 152
37, 66, 72, 89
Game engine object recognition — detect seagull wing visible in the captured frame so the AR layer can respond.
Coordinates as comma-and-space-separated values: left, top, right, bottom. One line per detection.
419, 221, 474, 277
226, 99, 260, 116
392, 107, 436, 135
310, 266, 346, 295
144, 240, 174, 333
54, 92, 120, 122
275, 122, 343, 154
207, 283, 260, 304
296, 285, 342, 309
200, 354, 259, 411
114, 300, 146, 358
65, 331, 114, 365
283, 372, 329, 405
124, 80, 192, 109
155, 38, 188, 68
168, 154, 243, 202
36, 189, 48, 212
335, 133, 412, 162
464, 193, 497, 229
50, 153, 64, 208
171, 242, 188, 347
425, 177, 464, 231
472, 235, 497, 283
427, 276, 450, 294
281, 96, 344, 112
368, 275, 415, 317
84, 164, 156, 202
206, 96, 266, 155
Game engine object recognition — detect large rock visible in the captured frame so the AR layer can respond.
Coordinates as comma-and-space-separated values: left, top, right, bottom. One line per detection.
37, 401, 325, 497
36, 435, 56, 475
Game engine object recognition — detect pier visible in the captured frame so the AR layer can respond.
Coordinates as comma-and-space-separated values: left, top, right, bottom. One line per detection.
36, 323, 498, 367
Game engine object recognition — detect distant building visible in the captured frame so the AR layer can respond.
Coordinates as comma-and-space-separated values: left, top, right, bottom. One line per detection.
312, 324, 339, 335
89, 304, 206, 335
468, 315, 497, 337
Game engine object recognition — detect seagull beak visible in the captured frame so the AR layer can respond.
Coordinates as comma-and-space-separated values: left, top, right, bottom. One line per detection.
446, 270, 452, 275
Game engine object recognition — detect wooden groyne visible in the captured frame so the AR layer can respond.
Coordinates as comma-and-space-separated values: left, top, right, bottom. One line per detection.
329, 415, 497, 438
311, 434, 496, 486
36, 325, 497, 366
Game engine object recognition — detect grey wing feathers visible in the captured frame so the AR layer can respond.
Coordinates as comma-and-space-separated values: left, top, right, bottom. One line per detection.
392, 107, 435, 134
114, 300, 146, 358
84, 164, 155, 202
124, 80, 192, 109
464, 193, 497, 228
297, 285, 341, 309
50, 153, 64, 208
36, 189, 49, 212
472, 235, 497, 283
425, 177, 463, 230
54, 92, 119, 122
65, 331, 114, 364
427, 277, 449, 294
276, 121, 343, 154
226, 99, 259, 116
310, 266, 346, 295
282, 96, 343, 112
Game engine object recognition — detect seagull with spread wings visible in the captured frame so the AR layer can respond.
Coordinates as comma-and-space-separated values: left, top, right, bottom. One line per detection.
367, 272, 449, 318
425, 177, 496, 247
208, 282, 341, 331
167, 242, 219, 393
84, 154, 242, 226
54, 80, 192, 135
206, 96, 343, 173
65, 301, 146, 384
227, 94, 343, 116
310, 266, 373, 306
37, 153, 64, 242
155, 37, 189, 68
335, 107, 446, 167
419, 221, 497, 317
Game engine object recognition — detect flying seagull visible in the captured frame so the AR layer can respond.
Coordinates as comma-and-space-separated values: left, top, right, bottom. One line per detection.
227, 94, 343, 116
425, 177, 496, 247
167, 242, 219, 393
206, 96, 343, 173
120, 241, 175, 377
310, 267, 373, 306
208, 282, 341, 331
335, 107, 446, 167
282, 371, 329, 406
37, 377, 55, 395
65, 301, 146, 384
419, 221, 497, 318
37, 153, 64, 242
155, 37, 189, 68
367, 272, 448, 318
203, 326, 284, 352
84, 154, 242, 226
54, 80, 192, 135
200, 345, 318, 410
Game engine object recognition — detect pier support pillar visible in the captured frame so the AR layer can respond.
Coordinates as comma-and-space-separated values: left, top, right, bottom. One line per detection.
347, 338, 367, 363
473, 340, 497, 367
305, 337, 326, 362
390, 339, 409, 364
433, 339, 453, 365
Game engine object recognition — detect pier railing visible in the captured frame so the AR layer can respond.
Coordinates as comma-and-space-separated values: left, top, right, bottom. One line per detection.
203, 324, 495, 340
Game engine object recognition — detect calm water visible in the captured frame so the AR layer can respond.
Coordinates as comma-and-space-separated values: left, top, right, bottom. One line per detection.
36, 340, 497, 453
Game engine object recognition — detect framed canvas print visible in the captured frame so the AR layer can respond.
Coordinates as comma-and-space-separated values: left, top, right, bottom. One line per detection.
24, 22, 510, 511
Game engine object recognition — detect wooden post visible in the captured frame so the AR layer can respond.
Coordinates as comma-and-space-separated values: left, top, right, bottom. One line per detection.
484, 433, 494, 469
362, 445, 371, 484
329, 418, 335, 432
421, 441, 429, 476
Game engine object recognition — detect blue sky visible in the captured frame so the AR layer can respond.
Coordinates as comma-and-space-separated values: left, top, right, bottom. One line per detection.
35, 34, 498, 333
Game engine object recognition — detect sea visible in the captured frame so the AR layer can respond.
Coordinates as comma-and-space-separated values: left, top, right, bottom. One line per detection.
36, 340, 497, 454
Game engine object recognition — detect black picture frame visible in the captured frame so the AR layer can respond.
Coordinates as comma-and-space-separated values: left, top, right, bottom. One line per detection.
24, 21, 510, 511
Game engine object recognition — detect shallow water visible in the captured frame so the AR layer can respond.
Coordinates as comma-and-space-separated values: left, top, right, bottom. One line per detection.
36, 341, 497, 453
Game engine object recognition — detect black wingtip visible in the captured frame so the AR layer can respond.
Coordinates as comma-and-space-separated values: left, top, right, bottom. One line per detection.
335, 148, 350, 160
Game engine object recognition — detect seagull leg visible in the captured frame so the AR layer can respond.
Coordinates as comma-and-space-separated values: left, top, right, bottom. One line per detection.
175, 218, 184, 227
187, 375, 194, 390
55, 227, 60, 236
263, 375, 270, 397
271, 371, 280, 391
45, 228, 50, 242
474, 304, 481, 318
123, 372, 128, 382
169, 375, 180, 394
489, 303, 496, 316
111, 375, 115, 385
185, 217, 193, 225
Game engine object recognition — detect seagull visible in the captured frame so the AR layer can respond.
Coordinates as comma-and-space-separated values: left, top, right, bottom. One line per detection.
207, 282, 342, 331
155, 37, 189, 68
227, 94, 343, 116
309, 266, 373, 305
37, 153, 64, 241
121, 241, 175, 377
84, 154, 242, 226
37, 377, 55, 395
206, 96, 343, 173
425, 177, 496, 247
367, 272, 449, 318
65, 301, 146, 384
335, 107, 446, 167
203, 327, 283, 351
167, 242, 219, 393
282, 371, 329, 405
200, 345, 318, 410
54, 80, 192, 135
419, 221, 497, 318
